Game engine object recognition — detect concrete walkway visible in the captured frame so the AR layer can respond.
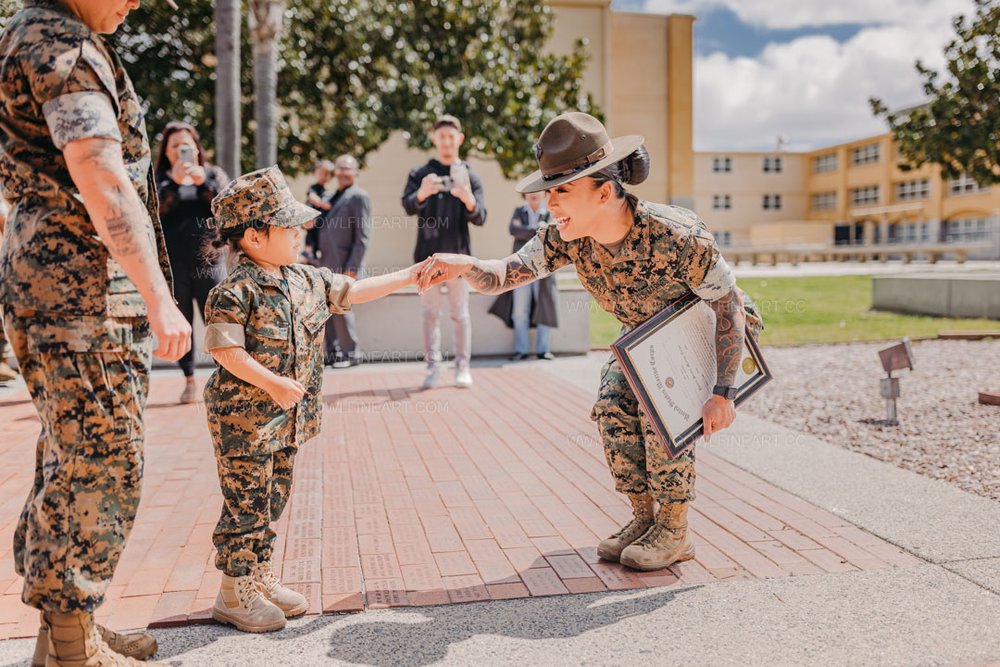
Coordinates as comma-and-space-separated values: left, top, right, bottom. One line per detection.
0, 354, 998, 666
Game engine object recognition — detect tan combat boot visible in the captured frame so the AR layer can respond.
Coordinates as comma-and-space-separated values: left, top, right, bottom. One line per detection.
33, 619, 158, 666
619, 502, 696, 571
596, 494, 655, 563
0, 360, 17, 382
212, 573, 287, 633
42, 611, 167, 666
250, 562, 308, 618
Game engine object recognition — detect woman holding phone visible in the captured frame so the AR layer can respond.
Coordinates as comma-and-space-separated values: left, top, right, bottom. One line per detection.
156, 121, 230, 403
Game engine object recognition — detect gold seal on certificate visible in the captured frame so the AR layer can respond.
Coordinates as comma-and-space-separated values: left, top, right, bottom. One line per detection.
612, 292, 772, 459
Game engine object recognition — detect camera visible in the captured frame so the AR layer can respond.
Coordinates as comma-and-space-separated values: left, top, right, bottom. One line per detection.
439, 175, 454, 191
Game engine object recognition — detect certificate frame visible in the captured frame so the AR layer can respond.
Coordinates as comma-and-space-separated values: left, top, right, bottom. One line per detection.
611, 291, 772, 459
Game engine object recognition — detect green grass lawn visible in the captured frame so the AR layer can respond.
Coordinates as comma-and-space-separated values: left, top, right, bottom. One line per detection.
589, 274, 1000, 347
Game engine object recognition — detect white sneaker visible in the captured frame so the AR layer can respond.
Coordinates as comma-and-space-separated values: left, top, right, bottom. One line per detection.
421, 367, 441, 390
455, 365, 473, 388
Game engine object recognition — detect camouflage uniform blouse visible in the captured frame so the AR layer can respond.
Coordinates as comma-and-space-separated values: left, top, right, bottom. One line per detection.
203, 256, 354, 457
0, 0, 171, 317
516, 200, 762, 334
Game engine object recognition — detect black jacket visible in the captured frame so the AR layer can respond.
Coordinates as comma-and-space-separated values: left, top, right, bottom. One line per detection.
488, 204, 560, 329
157, 165, 228, 271
401, 159, 487, 262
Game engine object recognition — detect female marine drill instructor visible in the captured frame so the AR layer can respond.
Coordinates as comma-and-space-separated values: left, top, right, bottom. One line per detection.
419, 112, 763, 572
0, 0, 189, 665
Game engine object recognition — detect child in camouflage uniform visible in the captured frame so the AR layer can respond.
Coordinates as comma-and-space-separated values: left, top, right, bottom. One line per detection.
203, 167, 426, 633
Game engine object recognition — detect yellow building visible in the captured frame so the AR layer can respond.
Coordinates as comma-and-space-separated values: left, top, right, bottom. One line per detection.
695, 135, 1000, 259
292, 0, 698, 272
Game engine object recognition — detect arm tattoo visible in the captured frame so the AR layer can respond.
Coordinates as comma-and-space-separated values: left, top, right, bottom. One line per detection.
707, 290, 745, 388
465, 255, 539, 295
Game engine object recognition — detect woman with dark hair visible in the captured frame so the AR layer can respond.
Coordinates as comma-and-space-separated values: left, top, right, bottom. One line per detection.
418, 112, 763, 573
156, 121, 230, 404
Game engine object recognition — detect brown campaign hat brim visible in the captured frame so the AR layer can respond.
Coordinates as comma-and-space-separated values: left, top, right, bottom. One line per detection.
515, 134, 645, 194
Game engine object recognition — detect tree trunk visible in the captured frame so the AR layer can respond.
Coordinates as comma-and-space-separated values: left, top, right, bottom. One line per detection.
214, 0, 241, 180
248, 0, 285, 169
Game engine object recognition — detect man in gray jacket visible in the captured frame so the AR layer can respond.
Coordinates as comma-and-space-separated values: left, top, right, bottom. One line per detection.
317, 154, 372, 367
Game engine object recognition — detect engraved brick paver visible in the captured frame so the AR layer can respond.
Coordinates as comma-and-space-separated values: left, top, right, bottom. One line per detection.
0, 367, 923, 638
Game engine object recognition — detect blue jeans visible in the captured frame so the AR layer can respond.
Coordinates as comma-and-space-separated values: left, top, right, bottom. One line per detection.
512, 282, 549, 355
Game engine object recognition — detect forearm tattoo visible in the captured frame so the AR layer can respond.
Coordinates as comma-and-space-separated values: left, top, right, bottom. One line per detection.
708, 290, 745, 388
80, 140, 156, 261
465, 255, 538, 295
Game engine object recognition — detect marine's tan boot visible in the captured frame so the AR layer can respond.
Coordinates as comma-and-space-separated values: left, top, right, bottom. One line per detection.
0, 360, 17, 382
212, 574, 286, 633
250, 563, 308, 618
596, 494, 655, 563
619, 502, 696, 571
41, 611, 166, 666
33, 621, 158, 666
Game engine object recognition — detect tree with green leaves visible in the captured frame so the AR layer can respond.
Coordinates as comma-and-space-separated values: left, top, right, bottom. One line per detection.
871, 0, 999, 185
0, 1, 597, 179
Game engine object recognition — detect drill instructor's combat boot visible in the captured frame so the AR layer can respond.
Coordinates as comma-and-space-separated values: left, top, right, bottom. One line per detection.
33, 620, 158, 667
597, 493, 655, 562
211, 573, 286, 633
41, 611, 166, 666
619, 501, 696, 571
250, 562, 308, 618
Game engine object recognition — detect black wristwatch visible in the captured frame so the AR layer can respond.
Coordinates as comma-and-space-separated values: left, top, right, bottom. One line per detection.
712, 384, 738, 400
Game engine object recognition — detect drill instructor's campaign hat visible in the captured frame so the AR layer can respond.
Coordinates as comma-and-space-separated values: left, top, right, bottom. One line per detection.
515, 112, 645, 194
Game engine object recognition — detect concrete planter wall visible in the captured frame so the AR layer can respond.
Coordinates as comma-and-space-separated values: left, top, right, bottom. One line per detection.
872, 274, 1000, 320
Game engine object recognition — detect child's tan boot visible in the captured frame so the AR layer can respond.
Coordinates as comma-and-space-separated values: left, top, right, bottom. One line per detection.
41, 611, 165, 666
34, 617, 158, 666
212, 573, 286, 633
250, 563, 308, 618
596, 493, 655, 562
619, 501, 696, 571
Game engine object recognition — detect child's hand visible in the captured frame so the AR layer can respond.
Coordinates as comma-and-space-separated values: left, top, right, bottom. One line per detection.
266, 376, 307, 410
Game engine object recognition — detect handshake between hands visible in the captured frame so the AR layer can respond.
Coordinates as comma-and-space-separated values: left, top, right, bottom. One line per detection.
410, 253, 476, 294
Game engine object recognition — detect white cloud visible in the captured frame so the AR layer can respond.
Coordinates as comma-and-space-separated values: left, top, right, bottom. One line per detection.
639, 0, 978, 150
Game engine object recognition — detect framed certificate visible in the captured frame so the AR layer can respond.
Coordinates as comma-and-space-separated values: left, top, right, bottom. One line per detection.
611, 291, 772, 459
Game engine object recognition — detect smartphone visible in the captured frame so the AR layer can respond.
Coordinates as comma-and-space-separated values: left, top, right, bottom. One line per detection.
450, 162, 469, 188
178, 144, 194, 165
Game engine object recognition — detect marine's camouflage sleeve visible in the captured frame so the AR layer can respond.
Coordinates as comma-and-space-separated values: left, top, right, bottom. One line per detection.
675, 224, 737, 302
203, 288, 248, 351
515, 223, 572, 279
317, 267, 354, 314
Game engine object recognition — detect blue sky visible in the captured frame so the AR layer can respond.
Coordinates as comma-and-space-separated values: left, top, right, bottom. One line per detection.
609, 0, 977, 151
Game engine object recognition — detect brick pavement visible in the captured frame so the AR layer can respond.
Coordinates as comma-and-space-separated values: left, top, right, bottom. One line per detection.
0, 366, 922, 640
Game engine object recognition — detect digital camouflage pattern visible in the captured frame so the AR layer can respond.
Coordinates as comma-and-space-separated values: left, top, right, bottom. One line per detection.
0, 0, 172, 317
203, 256, 354, 457
516, 200, 763, 505
211, 165, 319, 231
3, 305, 151, 612
213, 446, 296, 576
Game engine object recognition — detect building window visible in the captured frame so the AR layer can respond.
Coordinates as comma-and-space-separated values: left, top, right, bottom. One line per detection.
947, 217, 992, 242
712, 194, 731, 210
902, 223, 929, 243
895, 178, 930, 201
762, 156, 783, 173
813, 152, 837, 173
716, 231, 732, 247
811, 191, 837, 210
949, 174, 986, 195
850, 143, 880, 166
762, 194, 783, 210
712, 156, 732, 173
850, 185, 880, 207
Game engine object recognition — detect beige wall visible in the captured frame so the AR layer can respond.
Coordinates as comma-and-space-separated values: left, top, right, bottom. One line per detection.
693, 151, 808, 246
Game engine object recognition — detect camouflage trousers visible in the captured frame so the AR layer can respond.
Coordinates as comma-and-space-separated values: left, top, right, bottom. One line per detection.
591, 354, 696, 505
212, 445, 297, 577
3, 306, 150, 613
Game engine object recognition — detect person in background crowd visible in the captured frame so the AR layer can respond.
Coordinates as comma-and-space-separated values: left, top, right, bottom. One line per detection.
401, 114, 487, 389
303, 159, 335, 264
0, 195, 16, 384
489, 190, 559, 360
316, 155, 371, 367
155, 121, 230, 404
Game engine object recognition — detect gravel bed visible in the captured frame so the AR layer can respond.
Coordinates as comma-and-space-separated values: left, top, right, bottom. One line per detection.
744, 339, 1000, 501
